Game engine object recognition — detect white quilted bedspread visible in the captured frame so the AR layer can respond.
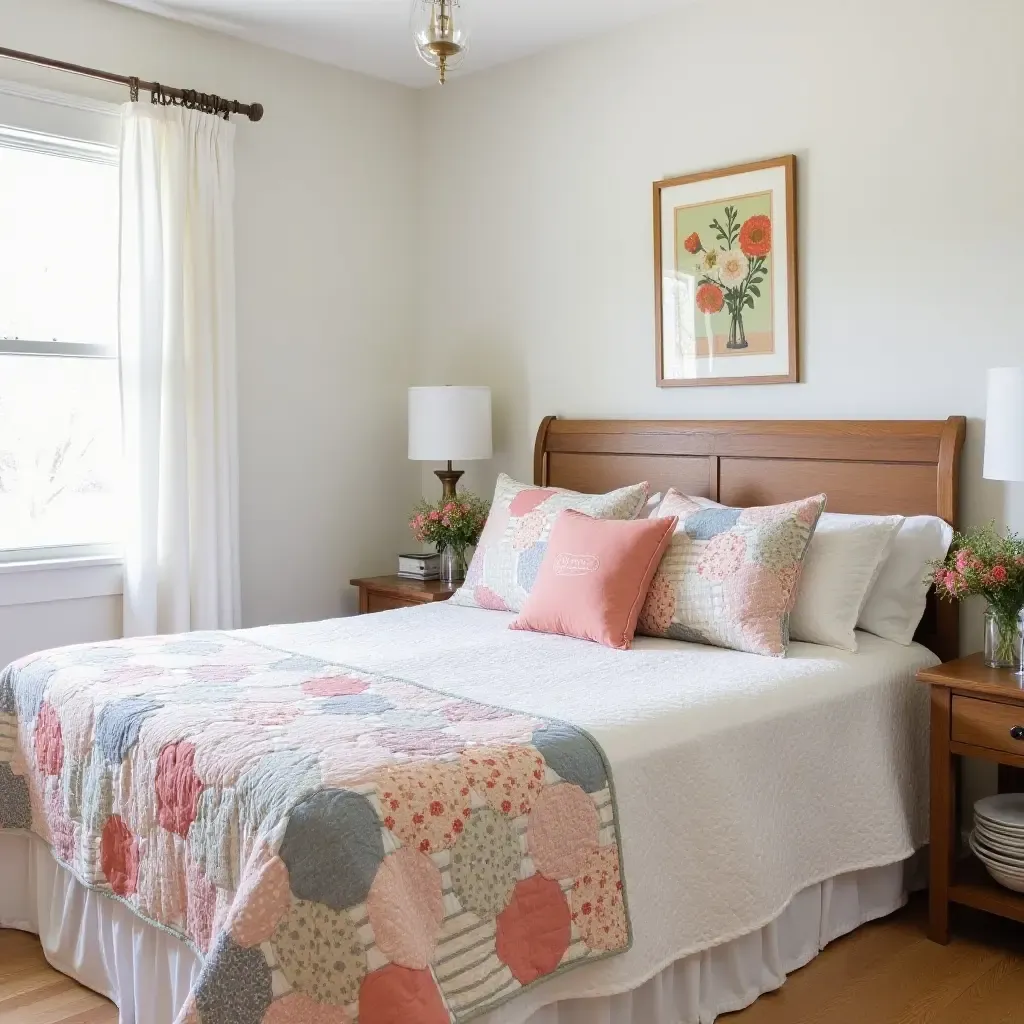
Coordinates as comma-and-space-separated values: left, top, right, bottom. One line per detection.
246, 603, 937, 1023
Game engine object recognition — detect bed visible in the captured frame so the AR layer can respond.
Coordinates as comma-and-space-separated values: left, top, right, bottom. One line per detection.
0, 415, 966, 1024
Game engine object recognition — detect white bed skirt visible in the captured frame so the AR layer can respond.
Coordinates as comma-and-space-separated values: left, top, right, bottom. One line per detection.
0, 832, 918, 1024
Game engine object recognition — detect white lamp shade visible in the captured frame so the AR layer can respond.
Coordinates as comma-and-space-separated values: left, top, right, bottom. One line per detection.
408, 386, 493, 462
983, 367, 1024, 482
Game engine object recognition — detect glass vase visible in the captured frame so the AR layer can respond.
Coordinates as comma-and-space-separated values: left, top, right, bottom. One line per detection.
726, 309, 749, 350
983, 605, 1021, 670
439, 543, 467, 584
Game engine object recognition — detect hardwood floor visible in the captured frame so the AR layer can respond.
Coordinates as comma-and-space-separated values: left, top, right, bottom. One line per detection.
2, 898, 1023, 1023
0, 930, 115, 1023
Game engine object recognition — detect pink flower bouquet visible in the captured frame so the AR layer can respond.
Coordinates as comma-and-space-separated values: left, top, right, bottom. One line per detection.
931, 523, 1024, 666
410, 493, 490, 558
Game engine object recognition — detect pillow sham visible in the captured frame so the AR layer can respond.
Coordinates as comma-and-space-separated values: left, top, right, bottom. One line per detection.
510, 510, 677, 649
684, 499, 909, 651
857, 515, 954, 644
787, 514, 903, 651
638, 489, 826, 657
450, 473, 650, 613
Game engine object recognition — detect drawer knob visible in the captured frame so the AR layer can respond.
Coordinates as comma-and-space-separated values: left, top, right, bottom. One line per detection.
1011, 726, 1024, 741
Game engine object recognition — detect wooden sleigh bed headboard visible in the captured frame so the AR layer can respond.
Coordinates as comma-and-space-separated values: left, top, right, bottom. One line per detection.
534, 416, 967, 661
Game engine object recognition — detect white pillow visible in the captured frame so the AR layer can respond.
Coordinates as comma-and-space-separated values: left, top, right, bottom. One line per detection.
638, 492, 663, 519
857, 515, 954, 644
684, 496, 904, 652
788, 514, 903, 651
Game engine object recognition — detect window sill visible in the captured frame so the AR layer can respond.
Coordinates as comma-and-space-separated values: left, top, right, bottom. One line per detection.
0, 555, 123, 607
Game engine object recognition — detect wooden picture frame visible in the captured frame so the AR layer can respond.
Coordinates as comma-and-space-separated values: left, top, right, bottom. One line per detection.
654, 155, 799, 387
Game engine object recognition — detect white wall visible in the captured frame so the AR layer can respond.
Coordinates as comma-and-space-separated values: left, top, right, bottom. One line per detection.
2, 0, 1021, 672
414, 0, 1024, 567
0, 0, 419, 660
0, 598, 121, 669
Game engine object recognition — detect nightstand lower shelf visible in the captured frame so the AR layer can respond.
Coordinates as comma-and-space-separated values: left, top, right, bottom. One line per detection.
950, 854, 1024, 926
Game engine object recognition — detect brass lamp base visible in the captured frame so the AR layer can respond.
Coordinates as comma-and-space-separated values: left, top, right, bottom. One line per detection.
435, 462, 464, 501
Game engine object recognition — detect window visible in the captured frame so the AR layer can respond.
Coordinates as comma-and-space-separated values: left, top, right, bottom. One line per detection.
0, 127, 121, 562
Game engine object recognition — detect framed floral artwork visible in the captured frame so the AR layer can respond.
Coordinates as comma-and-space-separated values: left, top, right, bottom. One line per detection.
654, 155, 798, 387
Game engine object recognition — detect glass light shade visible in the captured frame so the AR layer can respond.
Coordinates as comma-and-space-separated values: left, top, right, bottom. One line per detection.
411, 0, 472, 83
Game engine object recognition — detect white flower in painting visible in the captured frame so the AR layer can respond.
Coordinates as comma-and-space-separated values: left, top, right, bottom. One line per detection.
718, 249, 749, 288
697, 248, 721, 278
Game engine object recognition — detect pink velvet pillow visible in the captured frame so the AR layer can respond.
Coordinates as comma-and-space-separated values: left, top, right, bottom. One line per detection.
509, 510, 678, 650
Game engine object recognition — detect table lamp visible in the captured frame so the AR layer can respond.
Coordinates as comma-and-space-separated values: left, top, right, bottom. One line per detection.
984, 367, 1024, 484
408, 386, 493, 500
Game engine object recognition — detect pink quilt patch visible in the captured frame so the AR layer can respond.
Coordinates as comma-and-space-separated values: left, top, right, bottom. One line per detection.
227, 848, 291, 948
461, 746, 545, 818
262, 993, 351, 1024
359, 964, 449, 1024
301, 675, 369, 698
101, 815, 139, 897
496, 875, 571, 984
366, 848, 444, 969
377, 761, 472, 854
571, 845, 627, 951
155, 740, 205, 837
527, 783, 599, 880
34, 702, 64, 777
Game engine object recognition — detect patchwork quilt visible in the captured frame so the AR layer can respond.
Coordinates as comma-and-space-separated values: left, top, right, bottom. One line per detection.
0, 631, 631, 1023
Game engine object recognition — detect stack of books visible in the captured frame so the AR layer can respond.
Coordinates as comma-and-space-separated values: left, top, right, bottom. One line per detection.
398, 552, 440, 580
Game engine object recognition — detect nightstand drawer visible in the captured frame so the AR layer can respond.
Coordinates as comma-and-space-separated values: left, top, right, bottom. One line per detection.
352, 576, 457, 615
366, 593, 416, 613
952, 695, 1024, 754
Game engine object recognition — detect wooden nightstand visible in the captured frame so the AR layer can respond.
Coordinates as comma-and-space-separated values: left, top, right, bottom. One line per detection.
350, 575, 459, 614
917, 653, 1024, 944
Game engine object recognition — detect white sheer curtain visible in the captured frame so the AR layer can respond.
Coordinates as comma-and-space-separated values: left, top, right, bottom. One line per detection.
118, 104, 241, 636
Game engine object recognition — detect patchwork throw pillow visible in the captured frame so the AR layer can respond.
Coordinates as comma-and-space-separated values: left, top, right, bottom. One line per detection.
450, 473, 650, 613
510, 510, 678, 649
637, 489, 826, 657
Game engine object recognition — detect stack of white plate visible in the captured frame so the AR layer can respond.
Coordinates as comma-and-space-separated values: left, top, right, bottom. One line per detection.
970, 793, 1024, 892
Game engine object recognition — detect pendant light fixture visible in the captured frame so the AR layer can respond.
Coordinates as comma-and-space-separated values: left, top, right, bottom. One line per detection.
411, 0, 472, 85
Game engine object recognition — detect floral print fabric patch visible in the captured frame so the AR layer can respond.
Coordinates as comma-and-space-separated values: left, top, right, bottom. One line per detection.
449, 473, 650, 614
637, 489, 825, 656
0, 632, 631, 1022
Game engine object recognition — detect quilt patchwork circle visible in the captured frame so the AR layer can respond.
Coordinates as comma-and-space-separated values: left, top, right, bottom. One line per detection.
527, 783, 598, 880
262, 993, 352, 1024
279, 789, 384, 910
228, 848, 292, 948
33, 701, 64, 777
450, 808, 520, 917
359, 964, 449, 1024
377, 761, 471, 854
194, 933, 273, 1024
531, 724, 607, 794
366, 847, 444, 969
495, 875, 570, 984
272, 897, 366, 1006
461, 746, 544, 818
155, 739, 205, 837
100, 814, 139, 897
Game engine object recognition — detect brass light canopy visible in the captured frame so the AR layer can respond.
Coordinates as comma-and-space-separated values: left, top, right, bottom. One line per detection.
411, 0, 471, 85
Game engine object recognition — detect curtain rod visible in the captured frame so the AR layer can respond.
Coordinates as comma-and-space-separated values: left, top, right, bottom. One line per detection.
0, 45, 263, 122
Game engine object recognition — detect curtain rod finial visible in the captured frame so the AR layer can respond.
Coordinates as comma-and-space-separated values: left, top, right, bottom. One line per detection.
248, 102, 264, 122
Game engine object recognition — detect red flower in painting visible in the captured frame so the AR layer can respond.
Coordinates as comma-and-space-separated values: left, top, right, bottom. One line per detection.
695, 282, 725, 315
739, 215, 772, 258
683, 231, 702, 255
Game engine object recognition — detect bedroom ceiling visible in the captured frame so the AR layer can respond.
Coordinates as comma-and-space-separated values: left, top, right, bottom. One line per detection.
104, 0, 687, 88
